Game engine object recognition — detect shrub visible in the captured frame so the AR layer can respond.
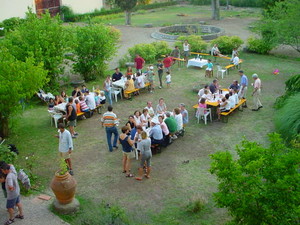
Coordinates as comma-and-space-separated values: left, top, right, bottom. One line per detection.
0, 145, 17, 164
211, 36, 244, 54
185, 196, 207, 213
247, 36, 274, 54
128, 43, 156, 62
210, 133, 300, 225
190, 0, 262, 7
1, 17, 24, 32
275, 93, 300, 142
60, 5, 74, 21
151, 41, 172, 59
175, 35, 208, 53
118, 55, 133, 68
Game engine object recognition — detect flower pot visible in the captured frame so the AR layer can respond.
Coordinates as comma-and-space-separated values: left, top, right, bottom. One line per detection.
50, 171, 77, 204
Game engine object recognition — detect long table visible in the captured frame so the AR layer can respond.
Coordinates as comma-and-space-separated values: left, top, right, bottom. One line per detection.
187, 58, 208, 68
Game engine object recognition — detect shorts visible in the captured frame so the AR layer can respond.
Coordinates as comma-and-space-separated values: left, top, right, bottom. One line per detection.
69, 119, 77, 127
123, 151, 132, 159
183, 51, 190, 57
166, 81, 171, 84
140, 152, 152, 167
60, 152, 71, 159
7, 196, 20, 209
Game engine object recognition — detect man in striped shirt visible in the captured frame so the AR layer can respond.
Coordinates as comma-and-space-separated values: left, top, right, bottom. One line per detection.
101, 105, 119, 152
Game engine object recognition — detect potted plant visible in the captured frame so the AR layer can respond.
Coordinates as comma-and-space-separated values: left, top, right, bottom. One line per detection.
50, 158, 77, 204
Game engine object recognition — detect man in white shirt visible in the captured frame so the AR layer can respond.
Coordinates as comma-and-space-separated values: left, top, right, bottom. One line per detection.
251, 74, 263, 111
197, 85, 211, 99
183, 40, 190, 62
57, 123, 74, 175
85, 90, 96, 110
233, 54, 240, 68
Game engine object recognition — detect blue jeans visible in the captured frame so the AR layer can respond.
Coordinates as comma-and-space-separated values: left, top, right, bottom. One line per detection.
104, 90, 112, 106
105, 126, 118, 152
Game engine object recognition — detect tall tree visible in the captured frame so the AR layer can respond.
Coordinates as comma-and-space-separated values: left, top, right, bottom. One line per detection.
211, 0, 220, 20
115, 0, 138, 25
0, 48, 48, 137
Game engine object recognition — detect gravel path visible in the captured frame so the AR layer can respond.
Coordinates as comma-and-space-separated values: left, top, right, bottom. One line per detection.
0, 192, 68, 225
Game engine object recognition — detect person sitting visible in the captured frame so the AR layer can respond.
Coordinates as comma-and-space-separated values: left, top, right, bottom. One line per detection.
112, 68, 123, 82
156, 98, 167, 115
94, 92, 101, 106
54, 95, 63, 105
149, 118, 164, 145
141, 108, 151, 129
60, 91, 68, 102
134, 110, 142, 127
201, 89, 212, 101
74, 99, 81, 114
48, 98, 55, 111
144, 101, 155, 117
196, 98, 208, 118
217, 97, 231, 120
79, 96, 90, 112
209, 79, 219, 94
211, 44, 226, 58
232, 54, 240, 68
124, 75, 135, 99
228, 80, 240, 91
81, 85, 89, 94
136, 72, 145, 89
205, 59, 213, 78
94, 86, 101, 95
72, 87, 82, 98
228, 92, 236, 108
164, 112, 178, 140
234, 89, 239, 105
85, 90, 96, 110
99, 91, 106, 104
173, 108, 183, 132
198, 85, 211, 99
158, 115, 170, 147
126, 67, 133, 76
126, 115, 136, 131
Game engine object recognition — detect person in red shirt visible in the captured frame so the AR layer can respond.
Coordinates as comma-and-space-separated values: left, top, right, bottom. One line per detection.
134, 54, 145, 73
163, 55, 173, 72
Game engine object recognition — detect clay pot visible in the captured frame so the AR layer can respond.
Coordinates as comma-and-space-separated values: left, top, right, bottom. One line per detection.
50, 171, 77, 204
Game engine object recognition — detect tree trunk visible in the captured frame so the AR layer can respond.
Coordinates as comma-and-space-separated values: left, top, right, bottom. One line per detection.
0, 116, 9, 138
211, 0, 220, 20
226, 0, 230, 10
125, 10, 131, 25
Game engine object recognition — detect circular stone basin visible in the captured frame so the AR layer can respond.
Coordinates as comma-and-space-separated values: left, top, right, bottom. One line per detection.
151, 25, 224, 41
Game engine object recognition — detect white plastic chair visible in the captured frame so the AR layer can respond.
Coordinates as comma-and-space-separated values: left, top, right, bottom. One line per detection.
48, 110, 63, 128
217, 66, 227, 79
196, 108, 212, 125
111, 87, 122, 102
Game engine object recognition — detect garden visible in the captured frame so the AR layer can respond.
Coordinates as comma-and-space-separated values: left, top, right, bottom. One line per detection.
0, 0, 299, 225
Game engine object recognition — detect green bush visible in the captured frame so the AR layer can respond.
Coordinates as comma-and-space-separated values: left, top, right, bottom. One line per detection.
0, 145, 18, 164
175, 35, 208, 53
247, 36, 274, 54
118, 55, 133, 68
190, 0, 262, 7
275, 93, 300, 142
128, 43, 156, 62
60, 5, 74, 21
210, 133, 300, 225
151, 41, 172, 59
211, 36, 244, 54
185, 197, 207, 213
0, 17, 25, 36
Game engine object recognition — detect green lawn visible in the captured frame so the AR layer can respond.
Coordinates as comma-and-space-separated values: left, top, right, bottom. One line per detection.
6, 51, 300, 224
90, 5, 261, 27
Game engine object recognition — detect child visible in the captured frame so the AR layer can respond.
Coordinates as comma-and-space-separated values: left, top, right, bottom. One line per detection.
147, 66, 155, 93
48, 98, 55, 111
99, 91, 106, 104
94, 86, 101, 95
196, 98, 207, 118
165, 71, 171, 88
74, 99, 82, 114
94, 92, 100, 106
205, 59, 213, 78
79, 96, 90, 112
217, 97, 230, 120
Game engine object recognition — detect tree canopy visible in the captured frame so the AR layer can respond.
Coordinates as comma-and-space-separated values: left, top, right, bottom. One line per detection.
114, 0, 138, 25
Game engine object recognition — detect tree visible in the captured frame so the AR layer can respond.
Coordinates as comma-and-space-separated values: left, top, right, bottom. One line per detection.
73, 24, 120, 81
0, 48, 48, 137
210, 133, 300, 225
257, 0, 300, 53
115, 0, 138, 25
4, 10, 69, 90
211, 0, 220, 20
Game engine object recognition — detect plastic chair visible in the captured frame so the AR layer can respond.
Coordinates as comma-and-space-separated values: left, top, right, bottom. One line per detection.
48, 110, 63, 128
196, 108, 212, 125
111, 87, 122, 102
217, 66, 227, 79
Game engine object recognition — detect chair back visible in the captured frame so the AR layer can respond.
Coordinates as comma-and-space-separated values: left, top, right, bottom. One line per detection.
217, 65, 222, 71
196, 107, 206, 117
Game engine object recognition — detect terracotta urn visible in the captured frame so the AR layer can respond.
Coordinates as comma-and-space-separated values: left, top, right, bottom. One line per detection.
50, 171, 77, 204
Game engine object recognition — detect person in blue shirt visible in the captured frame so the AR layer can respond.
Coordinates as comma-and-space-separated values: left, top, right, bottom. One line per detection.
238, 70, 248, 107
149, 118, 163, 145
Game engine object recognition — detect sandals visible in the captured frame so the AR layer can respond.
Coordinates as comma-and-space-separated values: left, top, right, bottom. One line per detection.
15, 215, 24, 219
135, 177, 142, 181
144, 174, 150, 179
125, 174, 134, 177
4, 219, 14, 225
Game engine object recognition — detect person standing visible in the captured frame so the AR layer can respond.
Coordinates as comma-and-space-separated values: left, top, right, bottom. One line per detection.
251, 74, 263, 111
183, 40, 190, 62
66, 97, 77, 138
101, 105, 119, 152
170, 46, 180, 65
134, 54, 145, 73
238, 70, 248, 107
103, 75, 113, 106
1, 162, 24, 225
179, 103, 189, 128
118, 126, 134, 177
163, 55, 172, 73
57, 123, 74, 175
156, 60, 164, 89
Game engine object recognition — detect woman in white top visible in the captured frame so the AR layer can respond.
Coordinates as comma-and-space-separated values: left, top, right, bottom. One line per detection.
217, 97, 231, 120
141, 108, 151, 129
133, 110, 142, 126
233, 55, 240, 67
173, 108, 183, 131
156, 98, 167, 115
183, 40, 190, 62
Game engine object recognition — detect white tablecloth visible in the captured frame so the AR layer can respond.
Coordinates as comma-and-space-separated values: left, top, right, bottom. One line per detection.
187, 59, 208, 68
54, 103, 67, 113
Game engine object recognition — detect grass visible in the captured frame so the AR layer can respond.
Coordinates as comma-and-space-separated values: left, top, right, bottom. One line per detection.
6, 51, 300, 224
90, 5, 261, 27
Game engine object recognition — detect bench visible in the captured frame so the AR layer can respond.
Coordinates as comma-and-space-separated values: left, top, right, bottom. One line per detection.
94, 104, 103, 114
190, 52, 210, 56
220, 98, 247, 123
124, 88, 140, 100
225, 59, 243, 75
